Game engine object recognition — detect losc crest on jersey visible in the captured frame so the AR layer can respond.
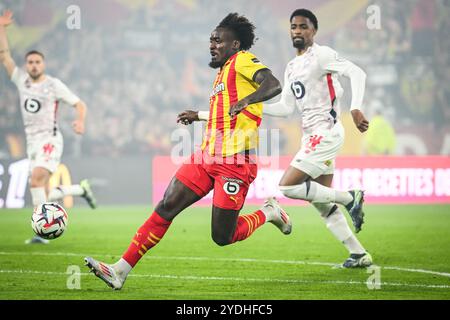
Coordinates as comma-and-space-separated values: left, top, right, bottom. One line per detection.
291, 81, 305, 99
24, 98, 41, 113
223, 181, 240, 195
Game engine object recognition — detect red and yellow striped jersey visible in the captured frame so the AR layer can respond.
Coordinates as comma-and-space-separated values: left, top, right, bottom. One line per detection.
201, 51, 268, 157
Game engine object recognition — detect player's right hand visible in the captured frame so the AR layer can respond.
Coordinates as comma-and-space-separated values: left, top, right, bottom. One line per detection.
351, 109, 369, 133
177, 110, 199, 125
72, 120, 85, 135
0, 10, 13, 27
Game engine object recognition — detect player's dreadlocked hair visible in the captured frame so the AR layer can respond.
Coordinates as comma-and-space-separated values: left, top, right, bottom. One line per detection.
217, 13, 256, 51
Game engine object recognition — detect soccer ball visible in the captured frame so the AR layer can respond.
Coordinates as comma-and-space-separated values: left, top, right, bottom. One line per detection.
31, 202, 68, 239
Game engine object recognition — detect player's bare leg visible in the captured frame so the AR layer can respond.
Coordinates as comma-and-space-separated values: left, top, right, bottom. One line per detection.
29, 167, 51, 202
210, 207, 240, 246
26, 167, 51, 244
210, 200, 291, 247
85, 177, 201, 290
153, 177, 203, 221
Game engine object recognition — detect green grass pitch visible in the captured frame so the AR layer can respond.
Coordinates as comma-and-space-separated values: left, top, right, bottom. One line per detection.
0, 204, 449, 300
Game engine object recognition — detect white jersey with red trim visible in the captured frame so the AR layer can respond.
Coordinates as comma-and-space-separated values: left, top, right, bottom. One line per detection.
274, 43, 366, 133
10, 67, 80, 142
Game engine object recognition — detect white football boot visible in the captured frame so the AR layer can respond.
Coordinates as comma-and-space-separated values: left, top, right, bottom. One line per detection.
263, 197, 292, 235
84, 257, 125, 290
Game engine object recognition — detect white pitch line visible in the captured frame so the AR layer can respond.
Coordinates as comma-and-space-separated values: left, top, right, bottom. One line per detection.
0, 269, 449, 290
1, 251, 450, 279
383, 266, 450, 278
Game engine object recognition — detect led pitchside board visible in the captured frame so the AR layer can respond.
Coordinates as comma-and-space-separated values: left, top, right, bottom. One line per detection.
152, 156, 450, 205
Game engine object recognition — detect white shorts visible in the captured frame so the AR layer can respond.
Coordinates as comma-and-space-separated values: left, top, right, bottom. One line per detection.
290, 121, 344, 179
27, 132, 64, 174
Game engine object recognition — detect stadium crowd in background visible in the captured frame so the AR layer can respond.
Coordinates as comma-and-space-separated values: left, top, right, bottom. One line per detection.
0, 0, 448, 159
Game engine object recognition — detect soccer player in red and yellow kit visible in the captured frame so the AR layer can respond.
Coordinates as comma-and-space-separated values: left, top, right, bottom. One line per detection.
85, 13, 292, 290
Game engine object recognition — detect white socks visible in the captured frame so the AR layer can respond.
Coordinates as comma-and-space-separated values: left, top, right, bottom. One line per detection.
48, 185, 84, 201
113, 258, 132, 279
342, 235, 366, 255
30, 187, 47, 206
31, 185, 85, 206
313, 202, 366, 254
279, 181, 353, 206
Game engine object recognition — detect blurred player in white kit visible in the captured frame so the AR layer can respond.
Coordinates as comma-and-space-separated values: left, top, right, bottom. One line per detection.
0, 10, 97, 244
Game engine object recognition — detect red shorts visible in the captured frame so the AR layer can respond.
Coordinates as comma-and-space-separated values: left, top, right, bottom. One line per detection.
175, 150, 257, 210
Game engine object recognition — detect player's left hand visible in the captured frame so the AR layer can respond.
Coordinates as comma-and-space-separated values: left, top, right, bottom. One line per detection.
177, 110, 199, 125
351, 109, 369, 133
229, 100, 249, 118
72, 120, 85, 134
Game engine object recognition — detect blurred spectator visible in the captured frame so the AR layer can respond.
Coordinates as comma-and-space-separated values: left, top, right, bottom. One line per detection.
364, 102, 397, 155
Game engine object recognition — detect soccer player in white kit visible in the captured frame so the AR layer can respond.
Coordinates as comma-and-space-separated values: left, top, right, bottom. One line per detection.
261, 9, 372, 267
0, 10, 97, 244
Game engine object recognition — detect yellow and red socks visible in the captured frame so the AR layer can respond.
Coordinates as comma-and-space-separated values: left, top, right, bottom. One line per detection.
231, 210, 266, 243
122, 211, 171, 267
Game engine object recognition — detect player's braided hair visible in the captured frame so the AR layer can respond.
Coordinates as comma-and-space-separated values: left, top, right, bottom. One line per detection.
217, 13, 256, 51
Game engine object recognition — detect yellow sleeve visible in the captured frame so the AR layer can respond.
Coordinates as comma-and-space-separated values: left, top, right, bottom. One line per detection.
234, 52, 269, 82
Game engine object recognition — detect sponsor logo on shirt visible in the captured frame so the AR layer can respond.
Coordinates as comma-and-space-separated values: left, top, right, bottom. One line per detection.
210, 82, 225, 97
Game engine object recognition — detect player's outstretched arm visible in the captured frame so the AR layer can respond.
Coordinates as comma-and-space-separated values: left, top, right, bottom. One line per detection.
0, 10, 16, 77
72, 100, 87, 135
263, 101, 295, 118
229, 69, 281, 117
263, 80, 296, 118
